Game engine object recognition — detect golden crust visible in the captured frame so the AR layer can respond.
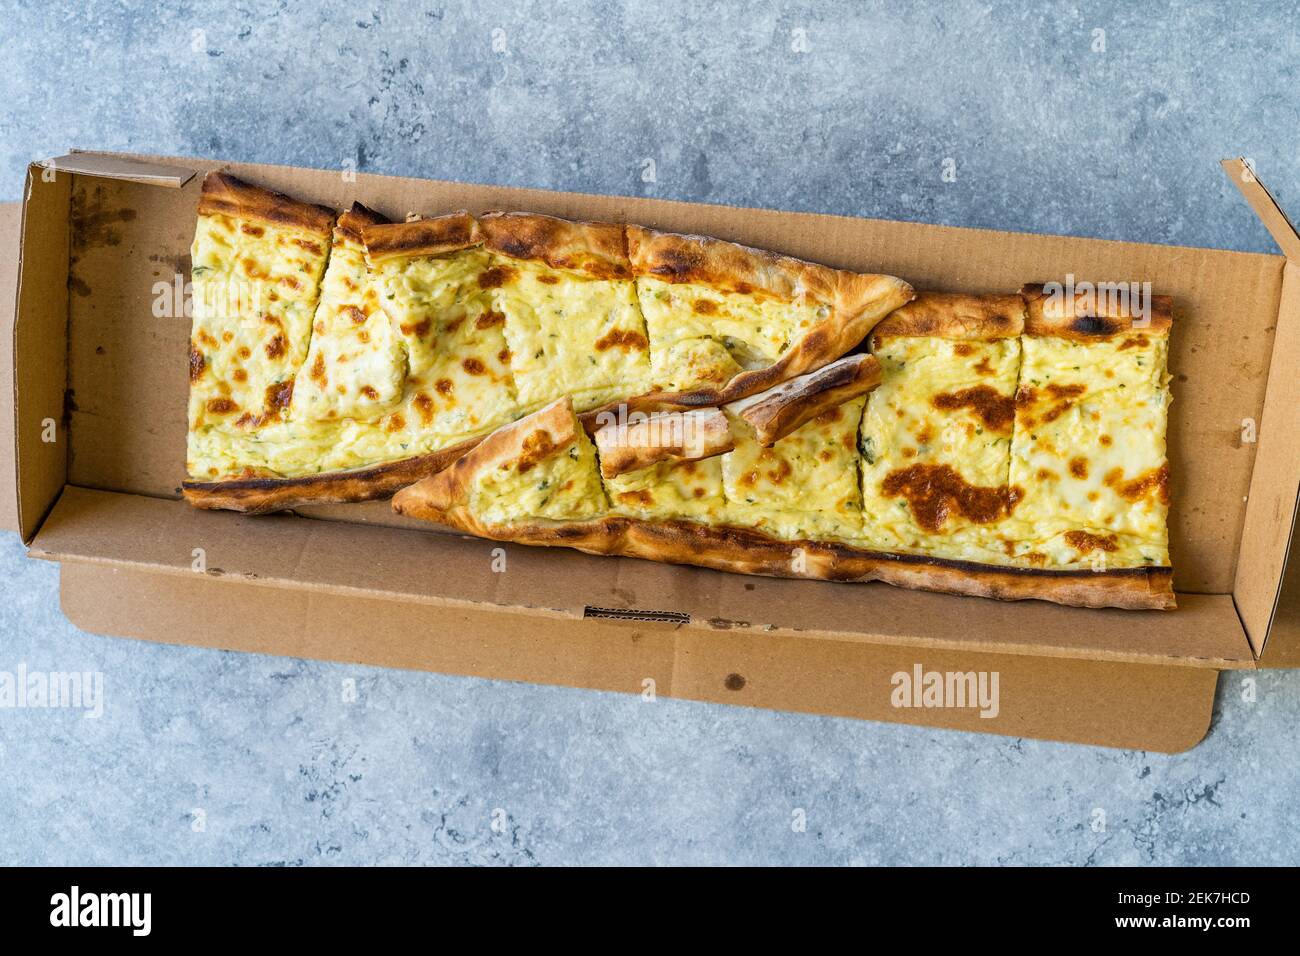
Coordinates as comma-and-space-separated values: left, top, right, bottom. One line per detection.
727, 353, 881, 446
392, 492, 1175, 611
593, 408, 734, 478
479, 211, 630, 280
627, 223, 914, 316
1020, 282, 1173, 338
197, 171, 336, 237
361, 211, 483, 264
181, 438, 481, 515
334, 201, 391, 245
871, 291, 1025, 345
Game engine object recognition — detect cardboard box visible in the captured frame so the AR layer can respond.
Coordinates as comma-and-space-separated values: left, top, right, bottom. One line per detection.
3, 150, 1298, 751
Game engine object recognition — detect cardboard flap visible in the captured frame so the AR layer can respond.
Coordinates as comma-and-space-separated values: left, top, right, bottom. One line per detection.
31, 487, 1256, 669
59, 561, 1222, 752
0, 201, 20, 533
1222, 158, 1300, 263
40, 153, 196, 188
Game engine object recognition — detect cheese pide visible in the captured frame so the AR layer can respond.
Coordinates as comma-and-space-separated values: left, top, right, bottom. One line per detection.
393, 291, 1175, 610
183, 173, 914, 512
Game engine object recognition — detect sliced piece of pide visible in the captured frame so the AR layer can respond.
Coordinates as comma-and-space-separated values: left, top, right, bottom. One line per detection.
721, 396, 867, 543
393, 397, 608, 531
602, 455, 728, 522
857, 293, 1026, 565
363, 213, 521, 444
187, 172, 336, 477
290, 202, 405, 423
717, 354, 882, 542
627, 225, 913, 403
1001, 284, 1174, 575
478, 212, 654, 411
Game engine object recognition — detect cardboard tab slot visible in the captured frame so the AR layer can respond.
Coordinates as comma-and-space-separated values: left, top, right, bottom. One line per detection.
583, 606, 691, 625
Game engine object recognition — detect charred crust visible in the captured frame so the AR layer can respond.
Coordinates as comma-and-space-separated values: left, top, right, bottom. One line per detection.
197, 171, 336, 237
334, 201, 391, 244
478, 211, 630, 279
361, 212, 482, 263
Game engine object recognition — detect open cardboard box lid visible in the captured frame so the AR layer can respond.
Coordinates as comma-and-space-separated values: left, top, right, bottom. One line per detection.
3, 150, 1299, 750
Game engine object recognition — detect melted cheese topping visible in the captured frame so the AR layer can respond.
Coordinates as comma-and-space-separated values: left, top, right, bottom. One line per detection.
490, 260, 653, 410
722, 400, 864, 541
857, 336, 1021, 564
1001, 333, 1171, 569
457, 329, 1171, 581
187, 211, 332, 477
290, 234, 405, 422
605, 456, 725, 521
637, 278, 825, 389
469, 419, 608, 526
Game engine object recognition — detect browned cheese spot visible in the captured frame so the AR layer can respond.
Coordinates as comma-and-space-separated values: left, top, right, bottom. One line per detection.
1105, 463, 1170, 505
413, 392, 434, 426
881, 463, 1021, 532
1064, 530, 1119, 554
206, 397, 237, 415
594, 328, 650, 352
932, 385, 1015, 432
401, 317, 433, 338
478, 265, 518, 289
516, 429, 558, 474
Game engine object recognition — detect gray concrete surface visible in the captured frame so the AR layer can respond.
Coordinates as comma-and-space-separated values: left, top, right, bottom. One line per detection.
1, 0, 1298, 865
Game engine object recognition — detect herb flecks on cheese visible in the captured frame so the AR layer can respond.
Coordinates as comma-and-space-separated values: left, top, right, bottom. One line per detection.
721, 400, 865, 542
1002, 331, 1171, 570
187, 179, 334, 479
637, 277, 822, 390
468, 401, 608, 526
490, 259, 654, 411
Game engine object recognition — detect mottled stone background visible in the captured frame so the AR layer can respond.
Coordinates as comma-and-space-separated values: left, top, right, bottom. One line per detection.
1, 0, 1298, 865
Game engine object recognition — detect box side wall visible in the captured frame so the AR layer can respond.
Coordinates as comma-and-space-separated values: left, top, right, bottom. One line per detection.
14, 166, 71, 541
1, 201, 20, 533
61, 561, 1220, 752
59, 152, 1287, 595
1237, 260, 1300, 659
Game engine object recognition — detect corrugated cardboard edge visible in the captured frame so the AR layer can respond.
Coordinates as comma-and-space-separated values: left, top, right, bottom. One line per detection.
13, 164, 72, 542
44, 152, 196, 189
0, 201, 20, 533
1222, 158, 1300, 263
59, 561, 1220, 753
1223, 159, 1300, 664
